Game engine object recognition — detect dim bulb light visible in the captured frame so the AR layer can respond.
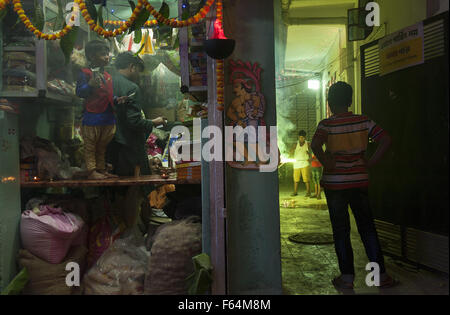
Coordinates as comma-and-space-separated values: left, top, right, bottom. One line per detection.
308, 80, 320, 90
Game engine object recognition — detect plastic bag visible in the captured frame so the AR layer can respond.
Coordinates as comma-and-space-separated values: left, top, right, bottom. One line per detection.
20, 205, 85, 264
82, 234, 149, 295
86, 200, 126, 269
186, 253, 213, 295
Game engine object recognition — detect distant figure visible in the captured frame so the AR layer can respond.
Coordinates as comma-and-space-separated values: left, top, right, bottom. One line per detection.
311, 81, 397, 290
310, 152, 323, 200
291, 130, 311, 197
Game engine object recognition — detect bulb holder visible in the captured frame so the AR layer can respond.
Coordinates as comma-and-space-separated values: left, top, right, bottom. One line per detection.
204, 39, 235, 60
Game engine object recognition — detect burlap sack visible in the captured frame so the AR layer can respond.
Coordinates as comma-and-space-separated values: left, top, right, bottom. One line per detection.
18, 245, 87, 295
144, 216, 202, 295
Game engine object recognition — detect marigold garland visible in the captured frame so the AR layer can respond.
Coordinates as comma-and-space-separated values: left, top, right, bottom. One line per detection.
8, 0, 76, 40
77, 0, 215, 36
1, 0, 216, 40
216, 59, 225, 111
75, 0, 145, 38
104, 19, 158, 27
143, 0, 214, 28
0, 0, 10, 11
215, 0, 225, 111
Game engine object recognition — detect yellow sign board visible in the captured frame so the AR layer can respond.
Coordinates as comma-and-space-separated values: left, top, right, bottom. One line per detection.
379, 22, 424, 76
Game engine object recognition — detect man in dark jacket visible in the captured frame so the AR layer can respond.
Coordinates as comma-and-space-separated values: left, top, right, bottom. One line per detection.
107, 52, 166, 177
106, 52, 167, 231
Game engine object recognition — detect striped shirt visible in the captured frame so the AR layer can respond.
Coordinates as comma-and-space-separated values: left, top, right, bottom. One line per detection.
312, 112, 387, 190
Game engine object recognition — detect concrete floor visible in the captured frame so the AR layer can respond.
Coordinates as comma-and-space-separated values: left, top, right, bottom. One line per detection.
279, 185, 449, 295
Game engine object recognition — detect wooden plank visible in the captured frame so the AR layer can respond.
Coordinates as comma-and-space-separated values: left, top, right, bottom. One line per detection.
21, 174, 201, 188
206, 1, 227, 294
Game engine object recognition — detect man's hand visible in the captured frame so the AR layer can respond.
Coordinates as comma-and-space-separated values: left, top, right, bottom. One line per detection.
152, 117, 168, 127
366, 134, 392, 169
116, 96, 129, 104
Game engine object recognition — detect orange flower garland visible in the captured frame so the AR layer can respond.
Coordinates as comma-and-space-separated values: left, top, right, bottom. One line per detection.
143, 0, 214, 28
0, 0, 10, 11
75, 0, 145, 38
6, 0, 216, 40
10, 0, 76, 40
77, 0, 215, 35
215, 0, 225, 111
216, 59, 225, 111
104, 20, 158, 27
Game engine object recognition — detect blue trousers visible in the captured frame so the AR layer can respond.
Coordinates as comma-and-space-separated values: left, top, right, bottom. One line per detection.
324, 188, 386, 276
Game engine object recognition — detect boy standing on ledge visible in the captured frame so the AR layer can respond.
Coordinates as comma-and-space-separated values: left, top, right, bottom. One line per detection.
76, 40, 118, 180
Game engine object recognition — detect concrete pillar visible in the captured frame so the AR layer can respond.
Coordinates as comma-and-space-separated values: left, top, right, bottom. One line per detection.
224, 0, 282, 295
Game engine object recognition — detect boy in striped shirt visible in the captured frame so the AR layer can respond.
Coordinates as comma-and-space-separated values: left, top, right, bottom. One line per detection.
311, 81, 397, 290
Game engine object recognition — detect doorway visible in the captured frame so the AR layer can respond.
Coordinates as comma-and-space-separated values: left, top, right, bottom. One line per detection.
276, 22, 350, 294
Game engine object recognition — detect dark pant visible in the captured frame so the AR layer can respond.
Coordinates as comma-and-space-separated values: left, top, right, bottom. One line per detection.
324, 188, 386, 276
106, 140, 153, 196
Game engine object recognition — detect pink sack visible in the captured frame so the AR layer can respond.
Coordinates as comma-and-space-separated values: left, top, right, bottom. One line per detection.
20, 205, 85, 264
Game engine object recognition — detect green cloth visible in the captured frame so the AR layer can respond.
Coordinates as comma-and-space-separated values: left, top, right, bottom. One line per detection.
107, 73, 153, 178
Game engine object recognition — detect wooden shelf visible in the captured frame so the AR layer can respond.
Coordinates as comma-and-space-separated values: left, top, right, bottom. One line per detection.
189, 86, 208, 92
0, 90, 82, 107
3, 46, 35, 52
21, 174, 201, 188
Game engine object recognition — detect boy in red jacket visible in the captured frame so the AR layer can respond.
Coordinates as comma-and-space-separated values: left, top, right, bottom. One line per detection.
76, 40, 117, 180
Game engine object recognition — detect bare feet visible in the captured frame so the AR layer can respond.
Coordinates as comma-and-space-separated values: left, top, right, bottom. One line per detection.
98, 170, 119, 178
88, 171, 108, 180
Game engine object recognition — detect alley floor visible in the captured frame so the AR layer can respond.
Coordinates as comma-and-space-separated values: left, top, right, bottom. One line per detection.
279, 185, 449, 295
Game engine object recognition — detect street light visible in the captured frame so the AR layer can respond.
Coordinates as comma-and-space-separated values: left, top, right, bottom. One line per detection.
308, 79, 320, 90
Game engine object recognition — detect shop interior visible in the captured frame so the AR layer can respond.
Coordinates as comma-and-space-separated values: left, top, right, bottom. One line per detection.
0, 0, 211, 295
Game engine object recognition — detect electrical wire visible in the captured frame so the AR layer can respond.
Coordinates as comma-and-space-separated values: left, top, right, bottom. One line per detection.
285, 23, 387, 76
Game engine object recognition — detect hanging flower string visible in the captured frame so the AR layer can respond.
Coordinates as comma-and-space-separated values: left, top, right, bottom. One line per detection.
216, 59, 225, 110
215, 0, 225, 111
75, 0, 146, 38
104, 19, 158, 27
1, 0, 217, 40
9, 0, 77, 40
0, 0, 10, 11
144, 0, 213, 28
